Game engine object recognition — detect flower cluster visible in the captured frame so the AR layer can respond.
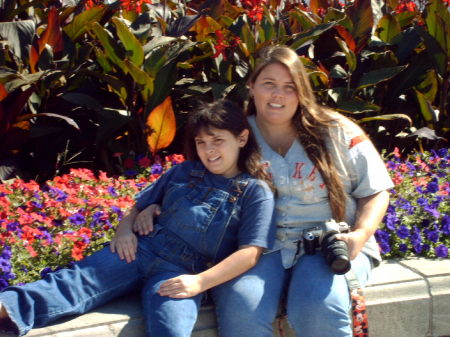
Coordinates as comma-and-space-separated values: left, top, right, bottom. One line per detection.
376, 148, 449, 259
85, 0, 152, 13
0, 154, 184, 290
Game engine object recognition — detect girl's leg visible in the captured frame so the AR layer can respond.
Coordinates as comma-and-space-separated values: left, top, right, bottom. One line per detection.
0, 246, 141, 336
211, 251, 288, 337
286, 252, 372, 337
141, 272, 203, 337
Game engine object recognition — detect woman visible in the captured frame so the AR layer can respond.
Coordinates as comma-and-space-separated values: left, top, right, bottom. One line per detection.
211, 45, 393, 337
0, 99, 275, 337
134, 45, 393, 337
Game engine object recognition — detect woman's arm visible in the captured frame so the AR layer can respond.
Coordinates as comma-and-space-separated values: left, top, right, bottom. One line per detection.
109, 205, 139, 263
157, 245, 262, 298
336, 190, 390, 260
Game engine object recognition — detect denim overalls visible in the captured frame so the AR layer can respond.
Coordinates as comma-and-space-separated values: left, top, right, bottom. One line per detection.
136, 163, 251, 336
0, 161, 274, 337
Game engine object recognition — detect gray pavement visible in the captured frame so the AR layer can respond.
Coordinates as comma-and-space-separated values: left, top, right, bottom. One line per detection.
1, 258, 449, 337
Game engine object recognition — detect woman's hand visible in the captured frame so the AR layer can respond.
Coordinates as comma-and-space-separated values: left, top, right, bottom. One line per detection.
110, 221, 138, 263
158, 275, 204, 298
335, 230, 367, 260
133, 204, 161, 235
335, 190, 390, 260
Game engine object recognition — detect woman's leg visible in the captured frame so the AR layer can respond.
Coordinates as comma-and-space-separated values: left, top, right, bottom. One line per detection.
0, 246, 141, 336
286, 252, 372, 337
141, 271, 204, 337
211, 251, 288, 337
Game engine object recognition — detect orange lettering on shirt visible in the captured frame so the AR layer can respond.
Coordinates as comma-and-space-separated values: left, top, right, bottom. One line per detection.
292, 162, 305, 179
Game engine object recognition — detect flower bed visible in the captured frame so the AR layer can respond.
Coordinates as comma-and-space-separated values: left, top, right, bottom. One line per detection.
0, 150, 449, 290
376, 148, 449, 259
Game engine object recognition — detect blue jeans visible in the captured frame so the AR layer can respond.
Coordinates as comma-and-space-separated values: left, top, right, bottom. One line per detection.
211, 250, 373, 337
0, 246, 141, 336
0, 235, 208, 337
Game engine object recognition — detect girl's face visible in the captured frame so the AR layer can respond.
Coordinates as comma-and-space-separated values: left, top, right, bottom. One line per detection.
249, 63, 299, 126
194, 127, 249, 178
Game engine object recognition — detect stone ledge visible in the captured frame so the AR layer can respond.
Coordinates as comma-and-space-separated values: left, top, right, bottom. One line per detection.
2, 258, 449, 337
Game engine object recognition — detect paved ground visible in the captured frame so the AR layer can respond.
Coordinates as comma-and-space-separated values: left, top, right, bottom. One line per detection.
1, 258, 449, 337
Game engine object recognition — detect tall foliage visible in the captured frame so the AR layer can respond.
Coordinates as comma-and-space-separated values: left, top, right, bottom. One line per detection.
0, 0, 448, 181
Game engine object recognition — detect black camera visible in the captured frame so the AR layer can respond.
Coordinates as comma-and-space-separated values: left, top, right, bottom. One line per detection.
302, 219, 351, 275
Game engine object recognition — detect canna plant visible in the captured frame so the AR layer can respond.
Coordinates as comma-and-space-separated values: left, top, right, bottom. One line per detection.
0, 0, 448, 182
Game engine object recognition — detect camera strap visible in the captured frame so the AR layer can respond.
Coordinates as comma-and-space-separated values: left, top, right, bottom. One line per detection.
345, 269, 369, 337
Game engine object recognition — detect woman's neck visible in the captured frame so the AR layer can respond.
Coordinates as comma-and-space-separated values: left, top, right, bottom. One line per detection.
255, 116, 297, 157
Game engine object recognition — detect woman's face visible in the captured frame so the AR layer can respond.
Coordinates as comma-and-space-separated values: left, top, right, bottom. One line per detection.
249, 62, 299, 126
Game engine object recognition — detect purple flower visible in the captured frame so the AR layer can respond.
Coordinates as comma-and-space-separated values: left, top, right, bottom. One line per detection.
437, 148, 448, 157
151, 163, 163, 175
396, 225, 410, 239
69, 213, 86, 226
426, 230, 440, 243
441, 215, 450, 235
414, 244, 423, 254
399, 243, 408, 253
435, 245, 448, 258
0, 278, 9, 291
0, 258, 11, 273
107, 186, 118, 197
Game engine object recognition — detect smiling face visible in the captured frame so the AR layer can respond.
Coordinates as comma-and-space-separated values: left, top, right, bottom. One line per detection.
194, 127, 249, 178
249, 62, 299, 127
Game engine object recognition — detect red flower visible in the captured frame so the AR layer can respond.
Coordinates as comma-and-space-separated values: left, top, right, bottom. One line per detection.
120, 0, 152, 14
124, 158, 135, 169
138, 156, 151, 168
213, 30, 228, 60
394, 0, 417, 13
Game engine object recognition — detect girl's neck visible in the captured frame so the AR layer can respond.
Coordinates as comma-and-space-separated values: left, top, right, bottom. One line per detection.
255, 116, 297, 157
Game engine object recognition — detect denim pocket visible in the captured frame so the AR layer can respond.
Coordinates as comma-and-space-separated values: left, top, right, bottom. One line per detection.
159, 185, 229, 233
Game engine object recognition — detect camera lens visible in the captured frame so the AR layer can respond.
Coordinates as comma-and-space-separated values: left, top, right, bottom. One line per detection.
322, 236, 351, 274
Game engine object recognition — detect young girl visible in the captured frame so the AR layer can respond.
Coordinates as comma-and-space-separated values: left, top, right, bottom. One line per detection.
0, 99, 275, 337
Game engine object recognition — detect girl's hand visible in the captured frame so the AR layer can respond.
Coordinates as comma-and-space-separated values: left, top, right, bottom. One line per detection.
133, 204, 161, 235
110, 227, 138, 263
157, 275, 204, 298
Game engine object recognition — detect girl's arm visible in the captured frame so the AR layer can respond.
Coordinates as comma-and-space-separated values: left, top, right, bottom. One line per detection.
110, 205, 139, 263
157, 245, 262, 298
335, 190, 390, 260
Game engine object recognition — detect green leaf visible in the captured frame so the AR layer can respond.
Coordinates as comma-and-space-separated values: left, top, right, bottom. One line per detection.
335, 36, 357, 72
356, 66, 406, 90
414, 89, 437, 124
90, 22, 125, 69
335, 99, 381, 114
112, 17, 144, 67
356, 113, 412, 124
377, 14, 401, 44
416, 27, 446, 76
289, 22, 336, 51
124, 59, 154, 102
415, 70, 438, 103
63, 6, 105, 41
146, 62, 178, 114
330, 64, 348, 79
0, 20, 35, 61
60, 92, 104, 112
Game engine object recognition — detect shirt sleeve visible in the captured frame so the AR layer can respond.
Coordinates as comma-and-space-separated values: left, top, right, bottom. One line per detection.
347, 135, 394, 199
237, 180, 276, 249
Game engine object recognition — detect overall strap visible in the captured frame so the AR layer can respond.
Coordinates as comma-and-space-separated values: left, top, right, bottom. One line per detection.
187, 162, 206, 187
345, 269, 370, 337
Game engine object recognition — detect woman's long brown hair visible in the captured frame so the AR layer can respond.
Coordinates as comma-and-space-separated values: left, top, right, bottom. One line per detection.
247, 45, 347, 221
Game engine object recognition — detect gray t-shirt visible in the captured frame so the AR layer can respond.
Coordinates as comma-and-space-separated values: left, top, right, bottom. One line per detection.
248, 115, 393, 268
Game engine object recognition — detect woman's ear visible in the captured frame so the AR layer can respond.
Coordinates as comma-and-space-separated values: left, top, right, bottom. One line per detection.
238, 129, 249, 147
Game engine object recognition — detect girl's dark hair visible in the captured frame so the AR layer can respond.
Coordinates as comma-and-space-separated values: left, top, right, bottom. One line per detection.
185, 99, 273, 189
